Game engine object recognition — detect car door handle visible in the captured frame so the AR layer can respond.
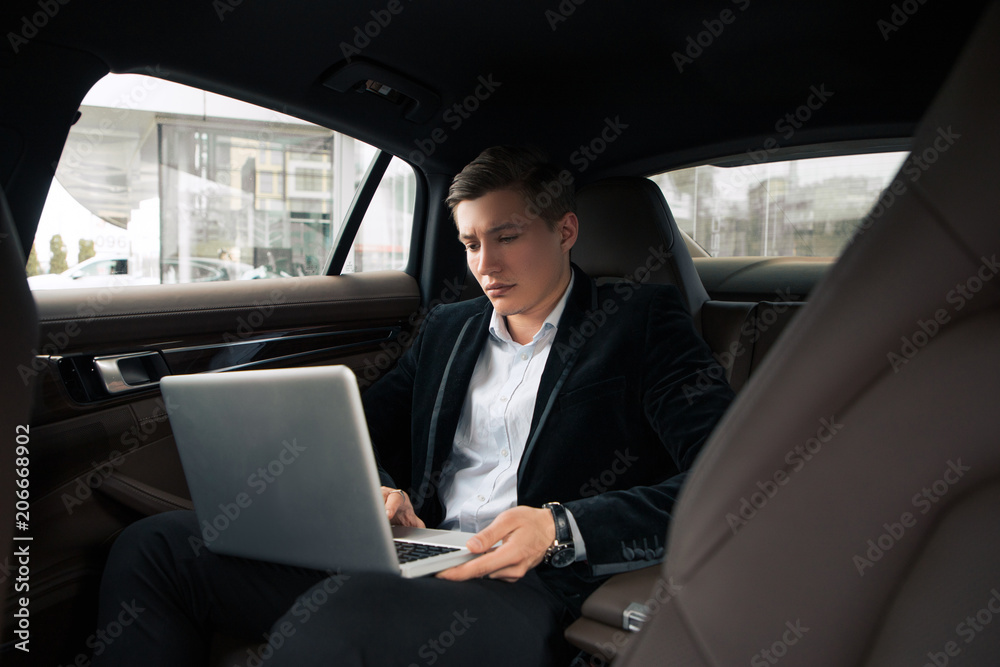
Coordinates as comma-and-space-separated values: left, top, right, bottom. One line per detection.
93, 352, 169, 394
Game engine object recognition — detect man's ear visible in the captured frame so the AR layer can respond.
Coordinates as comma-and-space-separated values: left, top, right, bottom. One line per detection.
557, 212, 579, 252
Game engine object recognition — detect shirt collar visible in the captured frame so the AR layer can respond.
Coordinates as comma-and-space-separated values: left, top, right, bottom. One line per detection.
489, 271, 575, 346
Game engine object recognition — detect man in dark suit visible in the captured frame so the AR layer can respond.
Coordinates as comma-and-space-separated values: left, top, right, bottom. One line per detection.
93, 147, 733, 666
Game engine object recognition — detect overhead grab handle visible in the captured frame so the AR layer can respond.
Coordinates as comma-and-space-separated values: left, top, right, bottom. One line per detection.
322, 59, 440, 123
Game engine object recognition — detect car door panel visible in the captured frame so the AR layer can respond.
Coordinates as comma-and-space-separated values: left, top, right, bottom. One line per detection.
9, 270, 420, 665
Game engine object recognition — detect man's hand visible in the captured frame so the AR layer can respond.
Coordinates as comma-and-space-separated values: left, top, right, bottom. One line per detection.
435, 506, 555, 583
381, 487, 425, 528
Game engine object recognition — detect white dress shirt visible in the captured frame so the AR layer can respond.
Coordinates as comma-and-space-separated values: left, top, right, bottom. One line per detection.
438, 274, 587, 560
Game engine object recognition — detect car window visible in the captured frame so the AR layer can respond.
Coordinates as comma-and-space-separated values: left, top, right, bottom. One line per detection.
343, 156, 416, 273
650, 152, 908, 258
26, 73, 415, 289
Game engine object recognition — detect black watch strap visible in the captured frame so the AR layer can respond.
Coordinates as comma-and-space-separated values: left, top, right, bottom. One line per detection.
543, 502, 575, 567
544, 502, 572, 544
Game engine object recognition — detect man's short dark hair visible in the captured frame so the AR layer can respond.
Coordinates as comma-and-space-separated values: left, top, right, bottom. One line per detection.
445, 146, 576, 230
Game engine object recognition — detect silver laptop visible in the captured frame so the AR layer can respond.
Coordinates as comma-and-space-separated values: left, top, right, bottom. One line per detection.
160, 365, 480, 578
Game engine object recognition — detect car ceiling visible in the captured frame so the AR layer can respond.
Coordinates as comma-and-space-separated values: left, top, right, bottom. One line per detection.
0, 0, 992, 184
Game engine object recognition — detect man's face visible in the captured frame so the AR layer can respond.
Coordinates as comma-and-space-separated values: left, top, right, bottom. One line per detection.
455, 189, 577, 325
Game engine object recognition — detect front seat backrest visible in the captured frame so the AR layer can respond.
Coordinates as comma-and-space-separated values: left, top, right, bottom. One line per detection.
616, 3, 1000, 666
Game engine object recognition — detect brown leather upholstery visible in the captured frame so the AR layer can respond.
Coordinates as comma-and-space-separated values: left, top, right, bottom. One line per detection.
0, 185, 40, 639
617, 3, 1000, 665
563, 564, 664, 660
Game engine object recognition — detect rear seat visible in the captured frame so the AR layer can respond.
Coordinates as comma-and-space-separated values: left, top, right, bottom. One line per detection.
564, 177, 807, 662
572, 177, 804, 390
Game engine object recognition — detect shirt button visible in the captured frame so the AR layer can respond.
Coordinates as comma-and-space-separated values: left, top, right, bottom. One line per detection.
501, 449, 509, 457
521, 353, 528, 360
477, 495, 486, 502
500, 396, 507, 402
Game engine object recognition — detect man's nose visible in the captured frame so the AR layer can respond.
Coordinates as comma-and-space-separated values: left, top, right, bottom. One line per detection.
476, 244, 500, 275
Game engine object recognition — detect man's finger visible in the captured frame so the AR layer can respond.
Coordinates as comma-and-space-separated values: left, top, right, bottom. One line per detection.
436, 554, 498, 581
467, 512, 512, 552
436, 542, 512, 581
384, 491, 403, 518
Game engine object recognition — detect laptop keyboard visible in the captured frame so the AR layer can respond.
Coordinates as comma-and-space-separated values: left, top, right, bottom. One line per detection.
394, 540, 460, 564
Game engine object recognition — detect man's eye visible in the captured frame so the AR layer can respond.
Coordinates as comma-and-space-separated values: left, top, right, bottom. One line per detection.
499, 236, 517, 244
465, 244, 479, 251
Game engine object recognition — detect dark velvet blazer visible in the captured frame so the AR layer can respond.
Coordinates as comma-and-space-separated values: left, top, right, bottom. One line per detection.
362, 264, 734, 610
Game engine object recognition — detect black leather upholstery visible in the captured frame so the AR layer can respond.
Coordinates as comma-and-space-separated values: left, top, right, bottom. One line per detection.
574, 177, 710, 325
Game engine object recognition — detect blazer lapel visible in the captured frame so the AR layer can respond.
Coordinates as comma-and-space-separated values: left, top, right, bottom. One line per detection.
519, 265, 598, 483
424, 302, 491, 478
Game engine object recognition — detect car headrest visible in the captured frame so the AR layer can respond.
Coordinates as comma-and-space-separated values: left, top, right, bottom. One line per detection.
574, 177, 709, 321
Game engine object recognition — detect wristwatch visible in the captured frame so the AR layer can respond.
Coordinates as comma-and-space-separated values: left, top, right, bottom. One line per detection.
542, 502, 576, 568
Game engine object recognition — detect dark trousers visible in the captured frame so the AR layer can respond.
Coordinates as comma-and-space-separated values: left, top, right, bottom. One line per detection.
92, 511, 576, 666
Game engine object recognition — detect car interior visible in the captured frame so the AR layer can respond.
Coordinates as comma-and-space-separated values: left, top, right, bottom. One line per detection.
1, 1, 997, 665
